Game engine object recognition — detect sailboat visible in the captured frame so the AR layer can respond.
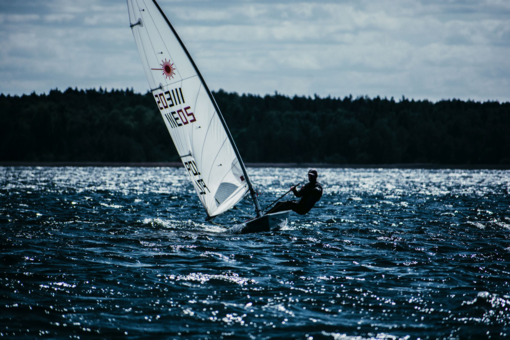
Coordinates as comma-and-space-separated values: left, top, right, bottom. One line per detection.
127, 0, 289, 233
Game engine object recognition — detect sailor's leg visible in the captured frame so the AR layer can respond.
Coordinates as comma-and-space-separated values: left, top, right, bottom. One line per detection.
266, 201, 293, 214
291, 204, 308, 215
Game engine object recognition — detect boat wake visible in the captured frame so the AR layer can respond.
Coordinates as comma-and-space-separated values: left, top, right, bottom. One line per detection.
141, 217, 226, 233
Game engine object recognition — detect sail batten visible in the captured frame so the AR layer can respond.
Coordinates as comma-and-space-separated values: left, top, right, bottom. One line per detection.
127, 0, 256, 218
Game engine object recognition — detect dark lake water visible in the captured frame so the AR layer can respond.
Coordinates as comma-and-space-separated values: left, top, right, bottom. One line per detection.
1, 166, 509, 339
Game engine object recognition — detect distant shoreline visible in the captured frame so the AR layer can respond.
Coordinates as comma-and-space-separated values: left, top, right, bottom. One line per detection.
1, 162, 509, 170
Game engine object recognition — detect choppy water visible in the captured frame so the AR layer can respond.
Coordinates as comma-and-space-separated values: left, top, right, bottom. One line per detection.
1, 166, 509, 339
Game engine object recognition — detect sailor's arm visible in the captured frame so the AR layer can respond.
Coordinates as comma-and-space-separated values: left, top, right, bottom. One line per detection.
291, 185, 304, 197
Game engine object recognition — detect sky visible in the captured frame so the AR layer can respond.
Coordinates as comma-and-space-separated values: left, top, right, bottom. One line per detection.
1, 0, 509, 102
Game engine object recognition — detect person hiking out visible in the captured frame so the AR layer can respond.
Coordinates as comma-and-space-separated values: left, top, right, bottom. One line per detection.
266, 169, 323, 215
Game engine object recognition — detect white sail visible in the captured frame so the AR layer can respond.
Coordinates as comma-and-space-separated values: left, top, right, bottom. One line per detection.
127, 0, 252, 218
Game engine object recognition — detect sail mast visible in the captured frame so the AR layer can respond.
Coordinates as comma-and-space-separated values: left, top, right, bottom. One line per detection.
151, 0, 262, 218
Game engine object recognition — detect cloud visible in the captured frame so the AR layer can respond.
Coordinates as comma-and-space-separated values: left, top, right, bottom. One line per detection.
44, 14, 75, 23
0, 0, 509, 102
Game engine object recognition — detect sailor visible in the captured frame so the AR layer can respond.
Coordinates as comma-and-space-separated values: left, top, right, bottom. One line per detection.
266, 169, 323, 215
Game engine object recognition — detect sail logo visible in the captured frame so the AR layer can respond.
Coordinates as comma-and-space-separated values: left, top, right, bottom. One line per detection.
184, 159, 210, 195
151, 59, 176, 80
154, 88, 196, 128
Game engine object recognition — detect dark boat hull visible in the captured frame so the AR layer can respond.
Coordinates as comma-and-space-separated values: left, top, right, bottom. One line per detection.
236, 211, 290, 234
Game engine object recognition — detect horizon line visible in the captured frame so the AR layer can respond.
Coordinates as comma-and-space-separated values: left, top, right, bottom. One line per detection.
1, 87, 507, 105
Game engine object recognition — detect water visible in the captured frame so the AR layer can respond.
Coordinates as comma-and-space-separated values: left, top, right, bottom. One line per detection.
1, 166, 509, 339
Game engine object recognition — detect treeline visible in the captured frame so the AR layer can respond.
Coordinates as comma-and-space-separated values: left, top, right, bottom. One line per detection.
0, 88, 175, 163
1, 87, 509, 164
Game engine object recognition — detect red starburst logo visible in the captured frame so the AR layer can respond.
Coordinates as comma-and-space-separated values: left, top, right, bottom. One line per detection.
151, 59, 176, 80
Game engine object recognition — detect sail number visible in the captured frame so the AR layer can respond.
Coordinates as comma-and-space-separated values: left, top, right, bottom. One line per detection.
184, 160, 210, 195
154, 87, 196, 128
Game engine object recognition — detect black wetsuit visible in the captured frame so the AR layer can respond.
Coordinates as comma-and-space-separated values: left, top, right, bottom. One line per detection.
267, 181, 323, 215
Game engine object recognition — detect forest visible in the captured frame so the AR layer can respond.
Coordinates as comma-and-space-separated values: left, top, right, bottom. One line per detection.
1, 87, 509, 165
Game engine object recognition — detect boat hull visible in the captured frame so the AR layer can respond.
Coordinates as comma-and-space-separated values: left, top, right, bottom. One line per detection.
238, 211, 290, 234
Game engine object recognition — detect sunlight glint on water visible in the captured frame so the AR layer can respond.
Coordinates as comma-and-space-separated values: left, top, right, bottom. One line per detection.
1, 166, 509, 339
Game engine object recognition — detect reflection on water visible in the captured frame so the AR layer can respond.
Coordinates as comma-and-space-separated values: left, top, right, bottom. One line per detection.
1, 166, 509, 339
